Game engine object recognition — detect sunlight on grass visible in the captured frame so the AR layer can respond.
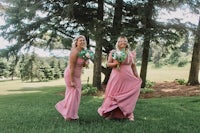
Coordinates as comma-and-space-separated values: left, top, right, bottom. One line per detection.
0, 79, 65, 95
138, 63, 200, 82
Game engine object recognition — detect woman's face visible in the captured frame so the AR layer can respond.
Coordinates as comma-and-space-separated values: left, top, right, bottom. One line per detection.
76, 37, 86, 48
118, 38, 128, 50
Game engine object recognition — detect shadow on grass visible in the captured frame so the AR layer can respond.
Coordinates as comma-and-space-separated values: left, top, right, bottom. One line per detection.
7, 85, 65, 94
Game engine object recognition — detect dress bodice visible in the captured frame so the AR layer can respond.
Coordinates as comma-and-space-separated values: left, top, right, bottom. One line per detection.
75, 57, 85, 68
66, 57, 85, 78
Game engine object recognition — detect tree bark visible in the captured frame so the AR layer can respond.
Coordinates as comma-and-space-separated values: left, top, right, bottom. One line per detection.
93, 39, 102, 89
92, 0, 104, 89
112, 0, 123, 36
140, 1, 153, 88
101, 66, 112, 85
102, 0, 123, 85
140, 34, 150, 88
188, 17, 200, 85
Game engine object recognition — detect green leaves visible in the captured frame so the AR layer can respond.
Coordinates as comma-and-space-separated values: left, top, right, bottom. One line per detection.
112, 49, 127, 69
78, 49, 94, 61
112, 49, 127, 63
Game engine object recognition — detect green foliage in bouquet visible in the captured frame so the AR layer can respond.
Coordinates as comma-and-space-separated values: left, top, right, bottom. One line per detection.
78, 49, 94, 60
112, 49, 127, 69
112, 49, 127, 62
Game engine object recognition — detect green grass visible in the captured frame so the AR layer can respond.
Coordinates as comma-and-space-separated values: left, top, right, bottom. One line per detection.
0, 85, 200, 133
0, 65, 200, 132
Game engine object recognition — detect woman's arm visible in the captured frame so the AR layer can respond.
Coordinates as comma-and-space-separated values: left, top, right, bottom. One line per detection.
131, 63, 139, 78
106, 52, 119, 68
69, 49, 78, 87
131, 51, 140, 78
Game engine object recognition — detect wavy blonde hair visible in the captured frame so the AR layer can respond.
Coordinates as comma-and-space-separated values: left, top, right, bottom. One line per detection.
71, 35, 87, 49
115, 36, 130, 52
115, 36, 131, 63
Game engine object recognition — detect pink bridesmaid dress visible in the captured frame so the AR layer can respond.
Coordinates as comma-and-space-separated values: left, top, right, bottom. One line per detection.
98, 50, 142, 120
55, 57, 85, 120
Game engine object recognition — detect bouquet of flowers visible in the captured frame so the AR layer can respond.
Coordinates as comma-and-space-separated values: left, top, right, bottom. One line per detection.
78, 49, 94, 60
112, 49, 127, 69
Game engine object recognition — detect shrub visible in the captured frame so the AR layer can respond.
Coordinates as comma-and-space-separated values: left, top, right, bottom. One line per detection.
140, 80, 155, 94
175, 79, 187, 85
82, 84, 98, 95
140, 88, 155, 94
178, 60, 188, 67
145, 80, 155, 88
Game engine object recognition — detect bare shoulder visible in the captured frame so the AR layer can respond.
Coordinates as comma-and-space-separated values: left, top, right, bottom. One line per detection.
70, 49, 79, 57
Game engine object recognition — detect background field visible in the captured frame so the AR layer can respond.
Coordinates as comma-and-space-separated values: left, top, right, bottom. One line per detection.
0, 64, 199, 95
84, 63, 199, 83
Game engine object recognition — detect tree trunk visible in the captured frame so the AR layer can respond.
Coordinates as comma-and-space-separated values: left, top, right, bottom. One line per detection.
92, 0, 104, 89
188, 17, 200, 85
140, 1, 153, 88
140, 34, 150, 88
93, 40, 102, 89
112, 0, 123, 36
102, 0, 123, 85
101, 66, 112, 85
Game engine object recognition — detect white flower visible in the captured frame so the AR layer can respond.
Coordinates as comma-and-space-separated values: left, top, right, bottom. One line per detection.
85, 53, 90, 58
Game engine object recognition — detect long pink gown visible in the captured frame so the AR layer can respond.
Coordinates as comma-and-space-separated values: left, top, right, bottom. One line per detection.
98, 50, 142, 119
55, 57, 85, 120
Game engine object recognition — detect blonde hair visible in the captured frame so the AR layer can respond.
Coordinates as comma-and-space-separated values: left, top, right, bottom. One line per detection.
115, 36, 131, 63
115, 36, 130, 52
71, 35, 87, 49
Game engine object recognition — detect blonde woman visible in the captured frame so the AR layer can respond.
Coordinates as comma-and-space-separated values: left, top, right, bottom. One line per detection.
55, 35, 89, 121
98, 36, 142, 121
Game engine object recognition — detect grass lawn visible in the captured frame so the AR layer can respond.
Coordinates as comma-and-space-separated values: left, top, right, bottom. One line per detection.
0, 65, 200, 133
0, 86, 200, 133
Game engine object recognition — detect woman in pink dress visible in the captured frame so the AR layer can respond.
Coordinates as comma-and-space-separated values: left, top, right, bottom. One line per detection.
55, 35, 88, 121
98, 36, 142, 121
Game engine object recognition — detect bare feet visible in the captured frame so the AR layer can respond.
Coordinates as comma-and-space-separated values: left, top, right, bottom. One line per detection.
128, 117, 134, 121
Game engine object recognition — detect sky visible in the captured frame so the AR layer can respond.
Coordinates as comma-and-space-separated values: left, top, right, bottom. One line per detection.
157, 8, 199, 25
0, 7, 199, 57
0, 18, 70, 57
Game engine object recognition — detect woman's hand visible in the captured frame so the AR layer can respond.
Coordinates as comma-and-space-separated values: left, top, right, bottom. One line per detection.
70, 81, 76, 88
134, 73, 142, 80
134, 73, 139, 78
113, 60, 119, 67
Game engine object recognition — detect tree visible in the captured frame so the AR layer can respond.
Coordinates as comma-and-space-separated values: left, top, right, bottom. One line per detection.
101, 0, 123, 85
0, 45, 20, 80
136, 0, 200, 87
0, 59, 9, 78
49, 57, 62, 79
19, 52, 40, 82
139, 1, 153, 88
92, 0, 104, 89
188, 17, 200, 85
